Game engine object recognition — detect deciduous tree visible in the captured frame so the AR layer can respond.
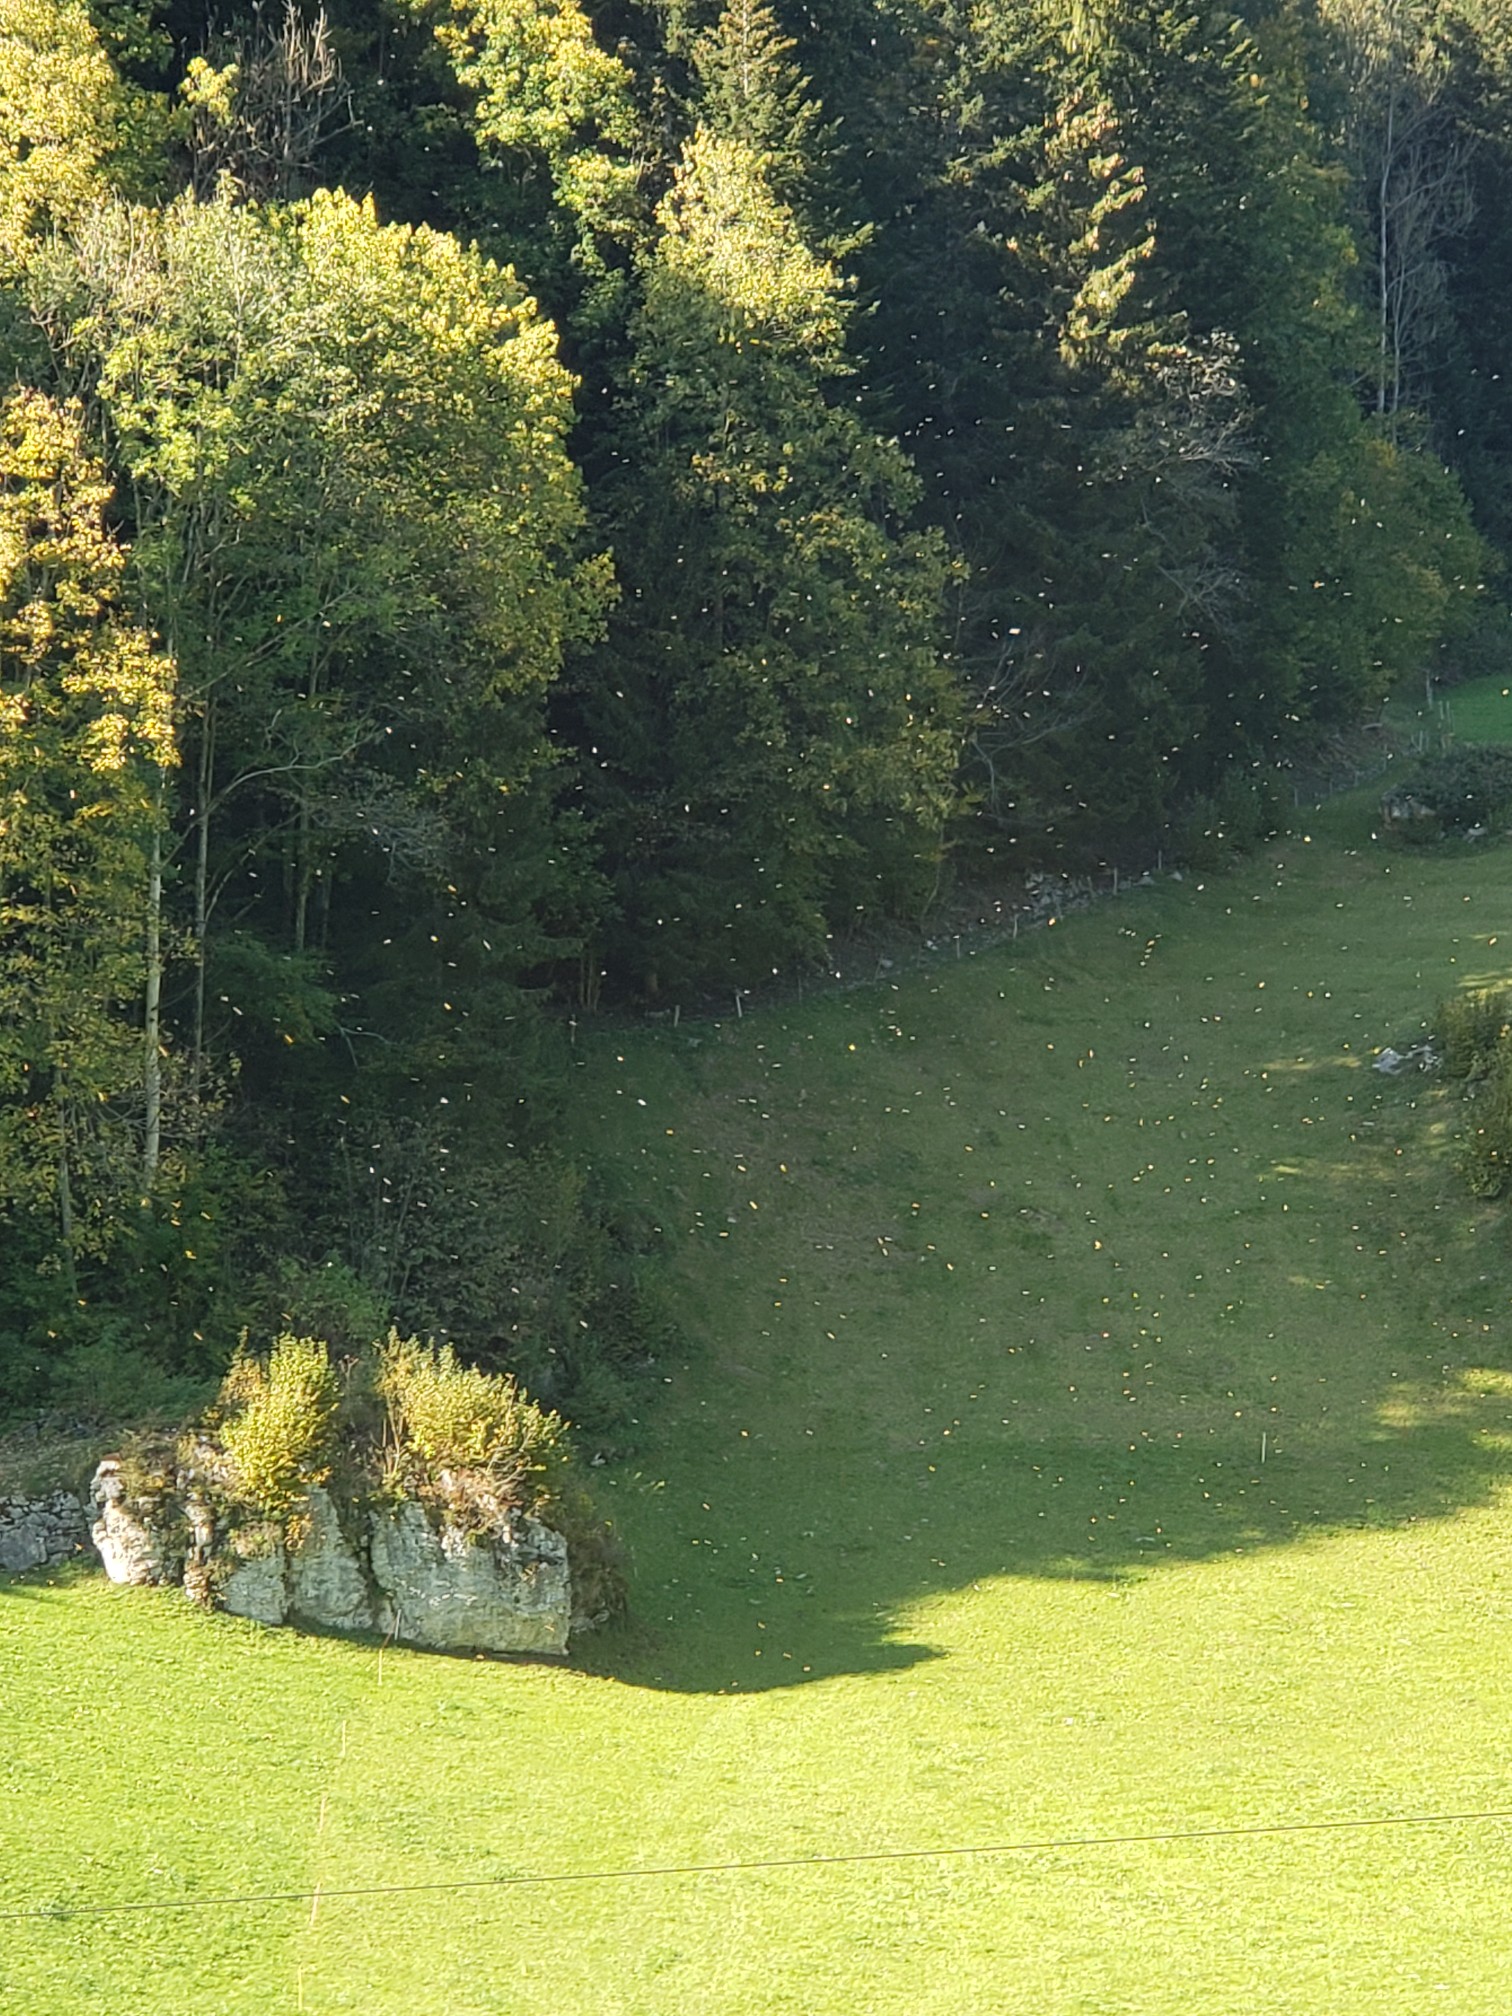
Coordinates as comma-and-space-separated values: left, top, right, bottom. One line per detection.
0, 389, 177, 1275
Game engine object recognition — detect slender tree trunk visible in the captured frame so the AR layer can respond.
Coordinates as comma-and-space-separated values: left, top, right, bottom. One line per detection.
1378, 84, 1395, 422
191, 693, 214, 1108
293, 659, 322, 953
41, 862, 80, 1293
144, 813, 163, 1190
316, 857, 332, 952
294, 795, 312, 954
55, 1088, 78, 1300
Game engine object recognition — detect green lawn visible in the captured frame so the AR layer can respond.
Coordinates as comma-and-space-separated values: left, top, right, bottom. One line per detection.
7, 791, 1512, 2012
1445, 673, 1512, 746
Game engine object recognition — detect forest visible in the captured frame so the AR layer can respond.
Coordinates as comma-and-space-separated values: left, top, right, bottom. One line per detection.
0, 0, 1506, 1416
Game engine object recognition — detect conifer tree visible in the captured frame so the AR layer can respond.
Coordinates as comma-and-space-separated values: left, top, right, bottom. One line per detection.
565, 2, 959, 995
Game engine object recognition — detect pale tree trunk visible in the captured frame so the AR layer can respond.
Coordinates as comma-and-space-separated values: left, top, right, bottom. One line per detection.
191, 692, 214, 1109
294, 792, 312, 954
144, 813, 164, 1191
1328, 0, 1473, 434
42, 862, 80, 1292
56, 1109, 78, 1300
292, 654, 326, 955
1377, 83, 1396, 420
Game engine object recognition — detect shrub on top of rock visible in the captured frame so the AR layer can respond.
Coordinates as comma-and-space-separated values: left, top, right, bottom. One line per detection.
89, 1331, 625, 1651
1435, 985, 1512, 1199
215, 1335, 341, 1518
378, 1335, 564, 1506
203, 1332, 567, 1527
1437, 986, 1512, 1081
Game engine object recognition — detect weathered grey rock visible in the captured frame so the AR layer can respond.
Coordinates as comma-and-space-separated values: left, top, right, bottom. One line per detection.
220, 1530, 289, 1626
1374, 1040, 1441, 1077
0, 1491, 89, 1573
369, 1501, 570, 1656
182, 1487, 218, 1607
84, 1456, 574, 1652
287, 1487, 374, 1632
0, 1518, 49, 1575
1022, 869, 1095, 921
1381, 787, 1437, 830
89, 1460, 184, 1587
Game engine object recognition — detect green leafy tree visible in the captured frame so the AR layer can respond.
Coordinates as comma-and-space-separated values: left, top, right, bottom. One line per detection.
17, 182, 633, 1392
414, 0, 646, 297
0, 0, 125, 271
0, 388, 177, 1279
34, 185, 609, 1088
571, 94, 959, 994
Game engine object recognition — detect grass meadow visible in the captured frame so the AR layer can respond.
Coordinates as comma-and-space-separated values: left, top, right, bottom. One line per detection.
8, 710, 1512, 2011
1444, 677, 1512, 746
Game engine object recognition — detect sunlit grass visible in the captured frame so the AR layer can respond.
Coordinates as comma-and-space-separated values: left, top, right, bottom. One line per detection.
7, 790, 1512, 2012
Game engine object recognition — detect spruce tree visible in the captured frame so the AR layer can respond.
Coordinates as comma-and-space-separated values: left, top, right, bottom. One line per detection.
563, 2, 959, 996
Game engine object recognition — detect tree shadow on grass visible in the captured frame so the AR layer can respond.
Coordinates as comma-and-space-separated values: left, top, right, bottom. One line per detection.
579, 1390, 1512, 1694
7, 1396, 1504, 1688
0, 1574, 50, 1599
568, 811, 1512, 1694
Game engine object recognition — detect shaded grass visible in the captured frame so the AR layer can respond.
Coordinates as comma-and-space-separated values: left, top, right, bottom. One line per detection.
8, 789, 1512, 2012
1445, 673, 1512, 746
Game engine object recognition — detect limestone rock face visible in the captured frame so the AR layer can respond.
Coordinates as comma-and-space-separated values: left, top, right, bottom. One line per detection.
89, 1460, 184, 1587
0, 1491, 90, 1573
220, 1533, 289, 1627
85, 1459, 572, 1654
370, 1502, 570, 1656
287, 1488, 374, 1632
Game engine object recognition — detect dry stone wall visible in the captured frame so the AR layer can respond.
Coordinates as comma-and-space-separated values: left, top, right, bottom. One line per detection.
0, 1490, 90, 1573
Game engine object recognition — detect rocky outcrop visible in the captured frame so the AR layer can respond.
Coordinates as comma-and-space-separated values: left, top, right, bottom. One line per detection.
1380, 785, 1437, 831
287, 1487, 376, 1632
0, 1490, 90, 1573
220, 1530, 289, 1627
86, 1462, 572, 1655
90, 1459, 186, 1586
370, 1500, 569, 1655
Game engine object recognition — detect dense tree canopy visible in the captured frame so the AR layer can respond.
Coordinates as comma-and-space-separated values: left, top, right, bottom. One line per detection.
0, 0, 1504, 1408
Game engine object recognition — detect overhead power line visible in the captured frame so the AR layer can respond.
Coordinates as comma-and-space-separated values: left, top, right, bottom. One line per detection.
5, 1805, 1512, 1925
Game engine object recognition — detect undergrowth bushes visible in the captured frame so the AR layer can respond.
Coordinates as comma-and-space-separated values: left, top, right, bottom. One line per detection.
318, 1106, 674, 1435
1173, 770, 1284, 870
1435, 986, 1512, 1196
1391, 747, 1512, 839
0, 1081, 672, 1444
